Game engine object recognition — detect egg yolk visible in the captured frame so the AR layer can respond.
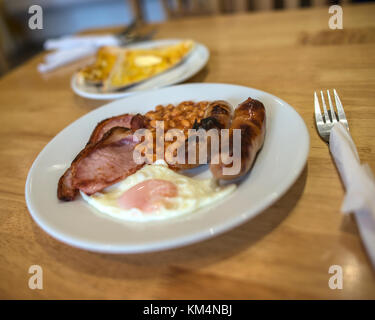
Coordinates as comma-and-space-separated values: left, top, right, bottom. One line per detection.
118, 179, 178, 213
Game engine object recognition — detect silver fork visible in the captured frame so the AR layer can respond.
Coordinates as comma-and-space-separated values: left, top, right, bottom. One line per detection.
116, 20, 158, 46
314, 90, 375, 269
314, 89, 348, 142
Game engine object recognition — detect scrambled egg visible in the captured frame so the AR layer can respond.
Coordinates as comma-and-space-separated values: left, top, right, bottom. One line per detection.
107, 40, 194, 90
77, 40, 195, 91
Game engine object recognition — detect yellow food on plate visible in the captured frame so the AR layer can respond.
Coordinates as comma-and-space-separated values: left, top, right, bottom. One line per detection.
81, 161, 236, 222
104, 40, 195, 91
76, 40, 195, 92
77, 46, 121, 86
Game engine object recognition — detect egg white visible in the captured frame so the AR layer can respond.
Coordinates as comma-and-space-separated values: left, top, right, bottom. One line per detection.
81, 162, 236, 222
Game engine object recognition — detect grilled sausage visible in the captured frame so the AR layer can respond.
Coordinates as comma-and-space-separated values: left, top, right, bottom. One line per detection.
198, 100, 233, 131
169, 100, 233, 170
210, 97, 266, 180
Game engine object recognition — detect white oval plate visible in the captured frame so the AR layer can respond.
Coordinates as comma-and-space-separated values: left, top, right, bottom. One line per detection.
25, 83, 309, 253
71, 39, 210, 100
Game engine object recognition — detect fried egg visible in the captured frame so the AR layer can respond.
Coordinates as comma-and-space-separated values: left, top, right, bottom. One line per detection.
81, 162, 236, 222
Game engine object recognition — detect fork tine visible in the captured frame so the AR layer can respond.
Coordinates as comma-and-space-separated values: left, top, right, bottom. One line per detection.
314, 91, 323, 124
333, 89, 349, 130
320, 91, 331, 123
327, 90, 337, 123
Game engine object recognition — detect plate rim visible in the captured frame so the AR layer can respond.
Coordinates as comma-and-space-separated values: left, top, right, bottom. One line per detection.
71, 39, 210, 100
25, 83, 310, 254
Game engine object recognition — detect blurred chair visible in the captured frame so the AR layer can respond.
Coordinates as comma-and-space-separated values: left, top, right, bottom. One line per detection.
0, 1, 11, 75
254, 0, 351, 11
0, 0, 28, 75
0, 50, 8, 76
161, 0, 248, 18
129, 0, 146, 22
160, 0, 353, 18
0, 37, 9, 75
161, 0, 219, 18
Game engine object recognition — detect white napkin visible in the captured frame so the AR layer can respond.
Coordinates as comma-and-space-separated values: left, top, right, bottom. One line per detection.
38, 35, 120, 73
44, 35, 120, 51
38, 46, 97, 73
329, 122, 375, 267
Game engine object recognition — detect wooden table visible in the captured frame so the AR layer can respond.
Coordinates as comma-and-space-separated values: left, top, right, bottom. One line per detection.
1, 3, 375, 299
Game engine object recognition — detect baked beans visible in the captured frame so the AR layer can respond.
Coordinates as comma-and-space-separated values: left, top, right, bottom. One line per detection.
144, 100, 209, 133
143, 101, 210, 161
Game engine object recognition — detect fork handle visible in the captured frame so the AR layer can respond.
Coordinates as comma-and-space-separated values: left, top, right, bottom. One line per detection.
329, 122, 375, 268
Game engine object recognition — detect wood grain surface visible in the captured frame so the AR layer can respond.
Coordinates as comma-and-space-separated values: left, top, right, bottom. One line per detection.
0, 3, 375, 299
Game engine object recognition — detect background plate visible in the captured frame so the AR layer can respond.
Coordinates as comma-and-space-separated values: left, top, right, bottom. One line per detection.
71, 39, 210, 100
25, 83, 309, 253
